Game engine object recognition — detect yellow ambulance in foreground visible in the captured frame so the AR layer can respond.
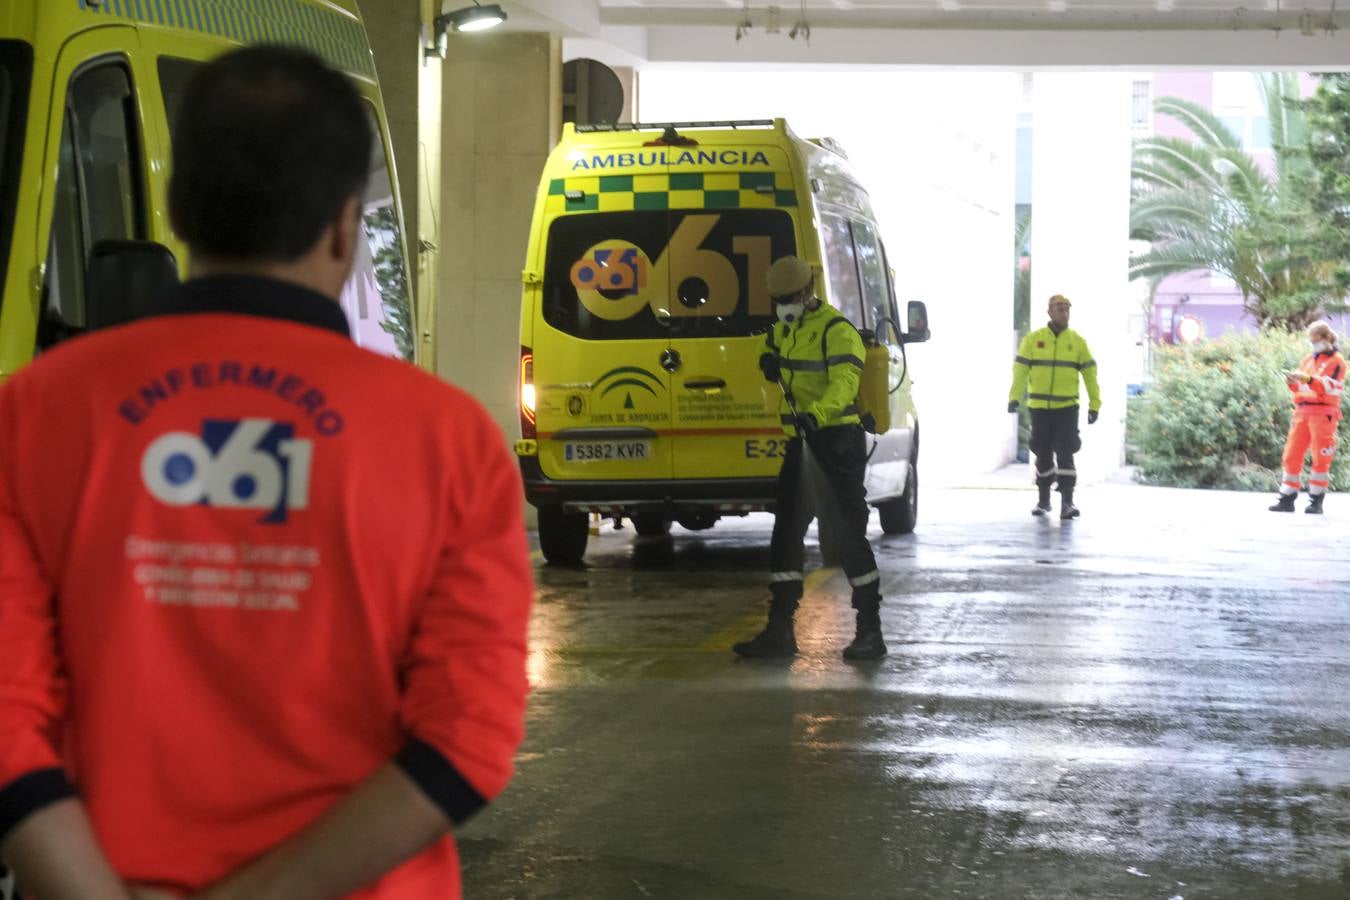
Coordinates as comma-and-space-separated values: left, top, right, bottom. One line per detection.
0, 0, 415, 377
516, 119, 930, 565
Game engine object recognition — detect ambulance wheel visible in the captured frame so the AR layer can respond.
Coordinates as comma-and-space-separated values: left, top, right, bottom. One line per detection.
633, 515, 672, 537
538, 506, 588, 565
879, 461, 918, 535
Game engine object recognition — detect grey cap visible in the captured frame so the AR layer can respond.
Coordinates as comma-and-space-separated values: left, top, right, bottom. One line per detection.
766, 256, 812, 298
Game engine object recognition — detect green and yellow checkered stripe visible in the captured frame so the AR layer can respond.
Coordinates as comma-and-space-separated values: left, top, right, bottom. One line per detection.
545, 171, 798, 215
74, 0, 376, 79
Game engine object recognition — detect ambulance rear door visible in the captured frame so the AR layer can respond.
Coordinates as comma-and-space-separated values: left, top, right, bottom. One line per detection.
531, 166, 678, 485
662, 149, 798, 482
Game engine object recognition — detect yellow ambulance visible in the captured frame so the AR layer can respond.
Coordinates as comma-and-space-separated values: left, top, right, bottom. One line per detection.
0, 0, 415, 377
516, 119, 930, 565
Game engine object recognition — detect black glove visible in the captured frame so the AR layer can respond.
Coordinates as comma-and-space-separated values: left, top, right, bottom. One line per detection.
1007, 401, 1019, 414
759, 352, 780, 384
1087, 409, 1099, 425
796, 413, 819, 434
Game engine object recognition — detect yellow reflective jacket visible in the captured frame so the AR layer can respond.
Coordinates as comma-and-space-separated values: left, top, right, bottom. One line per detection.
1009, 325, 1101, 411
765, 302, 865, 437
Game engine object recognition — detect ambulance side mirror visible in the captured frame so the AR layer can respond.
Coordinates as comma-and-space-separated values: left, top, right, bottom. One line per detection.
85, 240, 180, 332
901, 300, 930, 344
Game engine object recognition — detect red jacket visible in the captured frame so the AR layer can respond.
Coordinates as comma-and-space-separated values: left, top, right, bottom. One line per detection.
0, 277, 533, 897
1291, 349, 1346, 418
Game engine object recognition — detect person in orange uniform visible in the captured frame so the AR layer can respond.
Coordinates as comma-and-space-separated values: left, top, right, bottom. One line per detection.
0, 48, 532, 899
1269, 320, 1345, 515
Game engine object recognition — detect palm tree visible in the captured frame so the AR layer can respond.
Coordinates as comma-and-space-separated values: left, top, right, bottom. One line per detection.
1129, 74, 1336, 331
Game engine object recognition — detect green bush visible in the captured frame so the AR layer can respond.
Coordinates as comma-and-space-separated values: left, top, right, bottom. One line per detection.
1129, 331, 1350, 490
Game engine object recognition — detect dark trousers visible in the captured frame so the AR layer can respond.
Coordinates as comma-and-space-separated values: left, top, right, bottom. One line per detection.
1029, 405, 1081, 504
769, 425, 881, 610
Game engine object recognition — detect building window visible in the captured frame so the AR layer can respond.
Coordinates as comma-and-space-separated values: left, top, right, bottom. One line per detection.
1131, 79, 1152, 130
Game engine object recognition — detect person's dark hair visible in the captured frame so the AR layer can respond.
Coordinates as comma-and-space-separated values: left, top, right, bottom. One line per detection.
169, 45, 372, 262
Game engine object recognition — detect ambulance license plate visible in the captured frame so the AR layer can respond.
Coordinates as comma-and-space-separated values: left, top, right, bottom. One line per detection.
564, 440, 651, 462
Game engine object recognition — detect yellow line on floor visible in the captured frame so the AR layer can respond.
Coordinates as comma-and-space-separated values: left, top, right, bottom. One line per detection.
697, 568, 837, 652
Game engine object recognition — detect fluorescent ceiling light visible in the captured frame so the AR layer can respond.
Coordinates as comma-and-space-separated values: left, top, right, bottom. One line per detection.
445, 2, 507, 33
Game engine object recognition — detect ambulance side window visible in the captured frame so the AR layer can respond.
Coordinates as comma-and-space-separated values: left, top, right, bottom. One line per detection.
40, 60, 146, 348
819, 212, 863, 327
851, 219, 893, 345
157, 57, 198, 138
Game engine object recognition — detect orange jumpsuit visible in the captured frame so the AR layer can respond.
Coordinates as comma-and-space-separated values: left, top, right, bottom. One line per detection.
1281, 349, 1345, 495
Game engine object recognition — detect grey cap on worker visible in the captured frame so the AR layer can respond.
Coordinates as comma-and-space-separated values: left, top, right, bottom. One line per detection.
766, 255, 813, 298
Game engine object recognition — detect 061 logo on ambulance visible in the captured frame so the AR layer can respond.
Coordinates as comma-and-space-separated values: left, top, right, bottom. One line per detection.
568, 215, 773, 322
141, 418, 314, 524
570, 245, 649, 296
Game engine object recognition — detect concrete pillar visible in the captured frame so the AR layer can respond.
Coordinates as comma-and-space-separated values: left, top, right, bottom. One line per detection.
613, 65, 636, 122
1029, 73, 1133, 484
439, 32, 561, 437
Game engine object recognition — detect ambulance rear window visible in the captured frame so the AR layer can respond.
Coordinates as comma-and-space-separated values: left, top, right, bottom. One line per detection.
543, 209, 796, 340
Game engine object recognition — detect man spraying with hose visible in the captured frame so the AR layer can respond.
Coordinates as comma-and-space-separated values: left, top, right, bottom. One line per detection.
733, 256, 885, 661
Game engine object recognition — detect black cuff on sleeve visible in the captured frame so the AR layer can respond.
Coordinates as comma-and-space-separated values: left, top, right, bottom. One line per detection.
0, 768, 77, 843
394, 740, 487, 826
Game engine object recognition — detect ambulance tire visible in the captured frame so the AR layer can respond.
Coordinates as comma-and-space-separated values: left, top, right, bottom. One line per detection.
538, 506, 588, 565
879, 461, 918, 535
633, 515, 672, 537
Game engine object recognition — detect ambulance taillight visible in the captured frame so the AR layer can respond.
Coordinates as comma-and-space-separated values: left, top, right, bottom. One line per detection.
520, 348, 536, 438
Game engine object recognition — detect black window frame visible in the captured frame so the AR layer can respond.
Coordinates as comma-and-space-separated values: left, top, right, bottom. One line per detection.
157, 55, 200, 142
39, 54, 149, 347
0, 41, 34, 319
542, 208, 798, 342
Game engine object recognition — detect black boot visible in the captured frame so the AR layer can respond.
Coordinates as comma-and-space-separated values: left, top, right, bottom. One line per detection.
1269, 492, 1297, 512
842, 603, 886, 661
1060, 486, 1079, 520
733, 597, 798, 658
1032, 481, 1052, 516
1305, 493, 1325, 515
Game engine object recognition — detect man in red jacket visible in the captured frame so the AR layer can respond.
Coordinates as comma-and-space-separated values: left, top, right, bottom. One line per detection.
0, 47, 532, 899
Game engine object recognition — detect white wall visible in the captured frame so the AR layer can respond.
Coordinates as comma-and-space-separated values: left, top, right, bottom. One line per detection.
1030, 73, 1134, 484
637, 70, 1020, 482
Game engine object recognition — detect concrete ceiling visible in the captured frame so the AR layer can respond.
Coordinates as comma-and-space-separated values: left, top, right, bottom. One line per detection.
496, 0, 1350, 68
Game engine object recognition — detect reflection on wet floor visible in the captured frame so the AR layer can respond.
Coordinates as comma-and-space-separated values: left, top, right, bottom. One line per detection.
463, 486, 1350, 898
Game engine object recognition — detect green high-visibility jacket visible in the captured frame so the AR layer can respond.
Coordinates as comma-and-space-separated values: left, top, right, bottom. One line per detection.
1009, 324, 1101, 411
765, 302, 865, 437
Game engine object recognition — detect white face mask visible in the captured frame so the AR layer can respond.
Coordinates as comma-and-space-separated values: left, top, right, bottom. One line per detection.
775, 301, 805, 325
1312, 341, 1331, 353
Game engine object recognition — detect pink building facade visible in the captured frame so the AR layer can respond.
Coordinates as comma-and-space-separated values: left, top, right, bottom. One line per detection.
1144, 72, 1350, 344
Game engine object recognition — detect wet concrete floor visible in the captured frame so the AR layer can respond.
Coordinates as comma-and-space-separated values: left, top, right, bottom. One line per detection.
460, 485, 1350, 898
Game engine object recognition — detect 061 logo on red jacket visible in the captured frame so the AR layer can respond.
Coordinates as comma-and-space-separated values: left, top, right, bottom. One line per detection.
140, 418, 314, 524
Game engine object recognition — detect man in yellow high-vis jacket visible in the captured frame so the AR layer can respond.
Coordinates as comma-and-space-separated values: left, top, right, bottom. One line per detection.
733, 256, 885, 661
1008, 294, 1101, 520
